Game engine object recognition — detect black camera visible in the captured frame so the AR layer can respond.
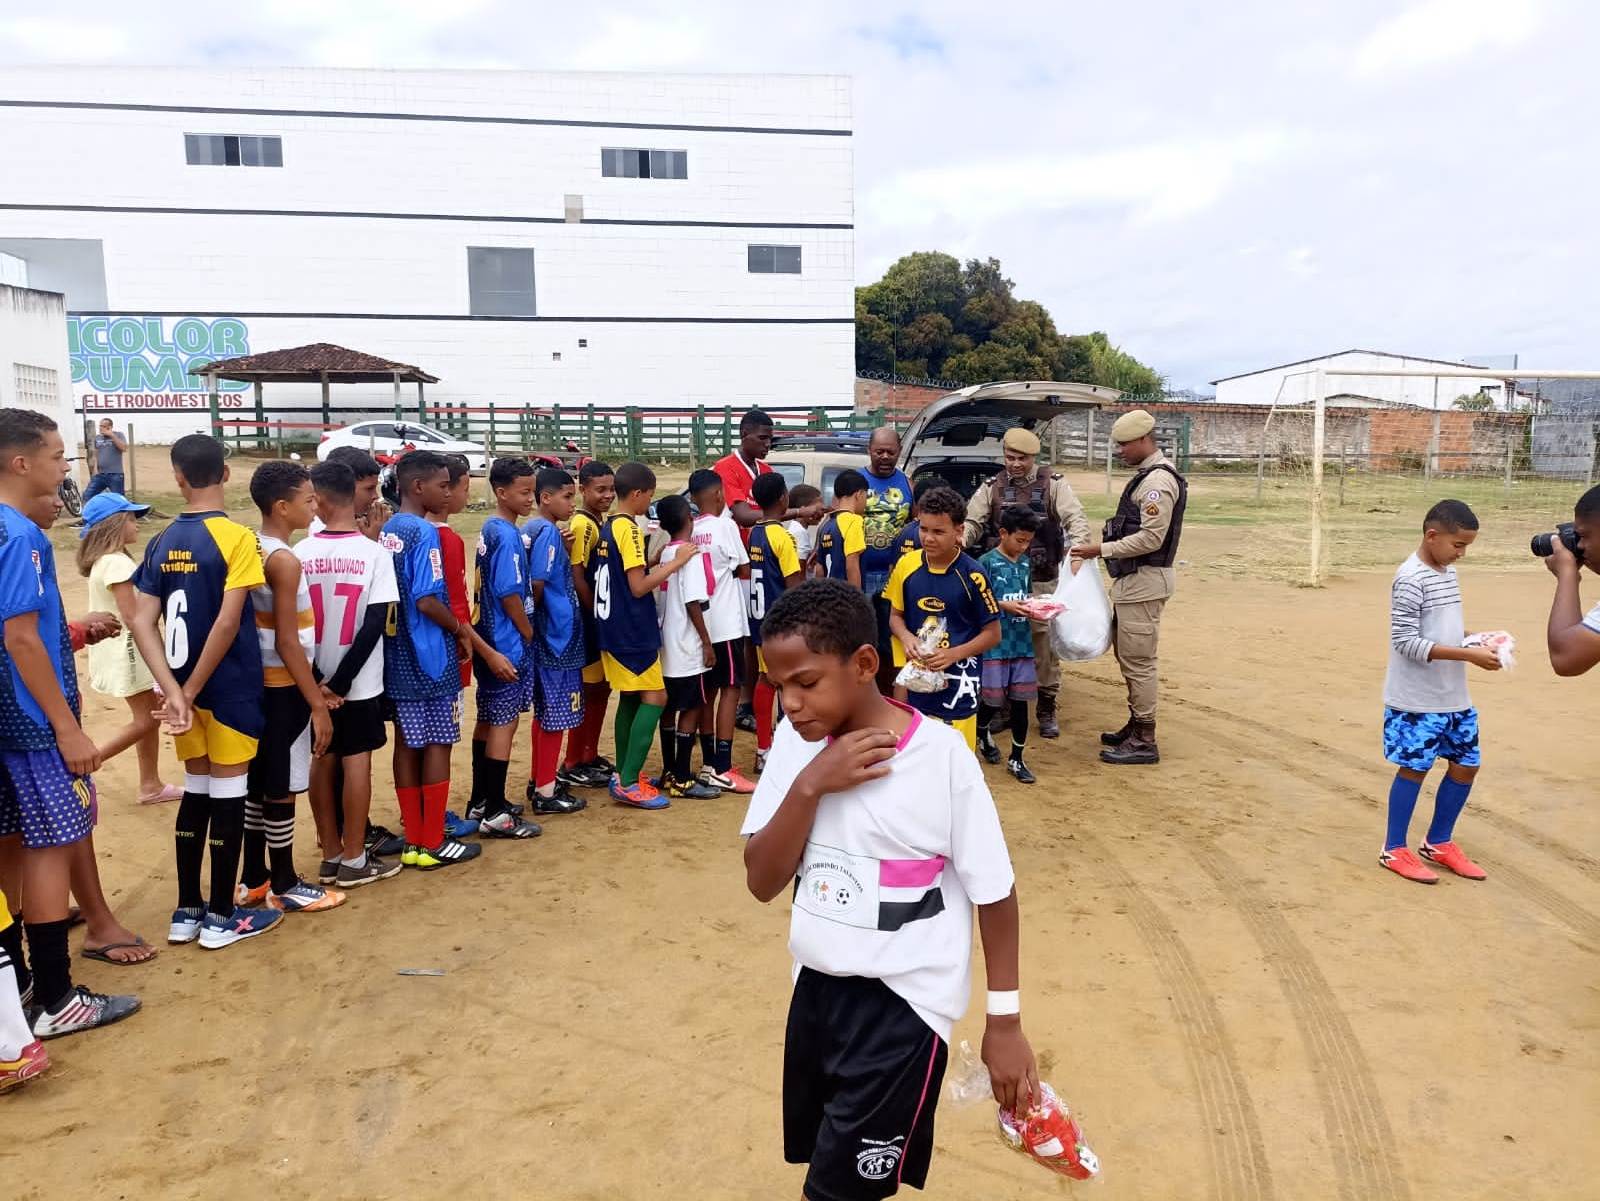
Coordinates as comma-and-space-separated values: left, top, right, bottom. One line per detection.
1531, 522, 1583, 564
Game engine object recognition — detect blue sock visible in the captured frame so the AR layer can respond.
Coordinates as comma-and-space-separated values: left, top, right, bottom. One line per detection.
1425, 775, 1474, 845
1385, 773, 1423, 850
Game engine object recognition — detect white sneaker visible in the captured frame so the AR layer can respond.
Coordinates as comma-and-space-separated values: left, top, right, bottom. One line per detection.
698, 767, 733, 791
167, 907, 204, 944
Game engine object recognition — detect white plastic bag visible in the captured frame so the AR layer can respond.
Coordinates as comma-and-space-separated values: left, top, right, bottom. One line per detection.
1049, 563, 1112, 661
894, 620, 949, 694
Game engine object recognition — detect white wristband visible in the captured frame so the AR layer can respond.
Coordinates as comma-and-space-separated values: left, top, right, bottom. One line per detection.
986, 990, 1020, 1017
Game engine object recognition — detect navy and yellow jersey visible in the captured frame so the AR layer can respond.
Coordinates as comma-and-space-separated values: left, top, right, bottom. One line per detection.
570, 509, 604, 667
380, 511, 456, 701
747, 520, 802, 644
891, 520, 922, 566
814, 510, 865, 582
883, 549, 999, 720
472, 516, 532, 666
526, 518, 583, 667
0, 503, 78, 750
134, 510, 265, 713
593, 513, 661, 674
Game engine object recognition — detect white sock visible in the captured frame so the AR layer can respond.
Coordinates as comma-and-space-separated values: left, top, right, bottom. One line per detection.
343, 851, 367, 869
0, 956, 34, 1060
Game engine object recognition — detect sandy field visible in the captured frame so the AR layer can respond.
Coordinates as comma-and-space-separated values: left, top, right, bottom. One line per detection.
6, 459, 1598, 1200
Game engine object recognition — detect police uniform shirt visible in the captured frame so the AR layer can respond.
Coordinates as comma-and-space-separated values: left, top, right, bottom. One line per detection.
1101, 450, 1182, 603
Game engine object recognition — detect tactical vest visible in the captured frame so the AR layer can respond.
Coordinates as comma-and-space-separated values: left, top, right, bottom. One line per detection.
983, 472, 1066, 584
1103, 462, 1188, 580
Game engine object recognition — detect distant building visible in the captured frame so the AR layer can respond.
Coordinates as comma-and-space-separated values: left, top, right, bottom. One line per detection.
0, 283, 74, 436
1211, 349, 1510, 409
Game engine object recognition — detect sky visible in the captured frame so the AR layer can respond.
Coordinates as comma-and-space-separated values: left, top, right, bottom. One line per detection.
2, 0, 1594, 389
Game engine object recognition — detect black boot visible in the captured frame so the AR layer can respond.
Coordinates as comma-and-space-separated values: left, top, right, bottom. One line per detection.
1100, 720, 1159, 765
976, 729, 1002, 765
1006, 753, 1036, 785
1100, 710, 1137, 747
1036, 690, 1060, 739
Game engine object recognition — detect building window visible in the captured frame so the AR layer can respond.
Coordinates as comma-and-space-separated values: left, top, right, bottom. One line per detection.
467, 247, 537, 317
601, 148, 688, 179
14, 363, 59, 411
748, 245, 802, 274
185, 134, 283, 167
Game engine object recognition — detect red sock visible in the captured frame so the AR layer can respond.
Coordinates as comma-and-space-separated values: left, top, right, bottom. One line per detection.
534, 720, 563, 790
396, 785, 423, 846
421, 780, 450, 848
578, 693, 608, 764
754, 679, 777, 751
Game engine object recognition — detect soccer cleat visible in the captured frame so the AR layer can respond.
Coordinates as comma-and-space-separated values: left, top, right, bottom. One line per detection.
735, 702, 756, 732
1378, 846, 1439, 884
556, 762, 610, 790
336, 854, 402, 888
612, 778, 669, 810
698, 767, 734, 791
444, 810, 480, 839
0, 1039, 49, 1091
977, 736, 1002, 765
1007, 756, 1036, 785
198, 905, 283, 949
664, 775, 721, 800
366, 825, 405, 858
31, 986, 141, 1039
721, 768, 758, 795
234, 881, 271, 908
464, 800, 486, 823
269, 880, 347, 913
167, 907, 205, 944
413, 838, 483, 870
479, 807, 543, 839
400, 845, 420, 868
754, 748, 768, 775
531, 787, 587, 815
1418, 841, 1487, 880
317, 858, 342, 885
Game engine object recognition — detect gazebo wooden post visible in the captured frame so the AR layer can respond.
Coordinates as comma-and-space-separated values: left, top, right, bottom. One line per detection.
253, 380, 266, 451
416, 379, 425, 424
207, 370, 221, 440
320, 371, 331, 428
392, 372, 401, 422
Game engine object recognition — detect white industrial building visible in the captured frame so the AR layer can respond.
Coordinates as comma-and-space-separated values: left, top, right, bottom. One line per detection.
1211, 350, 1511, 409
0, 66, 854, 439
0, 281, 75, 436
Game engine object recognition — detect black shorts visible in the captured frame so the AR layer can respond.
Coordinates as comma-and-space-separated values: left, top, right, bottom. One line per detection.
703, 637, 748, 691
784, 969, 947, 1201
664, 672, 710, 713
329, 696, 387, 757
247, 686, 311, 799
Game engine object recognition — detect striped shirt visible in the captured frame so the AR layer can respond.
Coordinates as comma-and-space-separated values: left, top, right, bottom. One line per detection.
253, 533, 316, 688
1383, 553, 1469, 713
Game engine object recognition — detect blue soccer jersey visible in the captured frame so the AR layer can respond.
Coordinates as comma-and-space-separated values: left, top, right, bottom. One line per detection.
593, 513, 661, 674
473, 516, 531, 665
380, 512, 456, 701
747, 520, 802, 643
526, 517, 581, 665
884, 549, 1000, 720
133, 510, 265, 713
0, 504, 78, 750
814, 511, 865, 582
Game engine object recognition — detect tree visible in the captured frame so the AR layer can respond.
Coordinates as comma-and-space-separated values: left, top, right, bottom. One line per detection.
856, 252, 1161, 392
1452, 392, 1495, 412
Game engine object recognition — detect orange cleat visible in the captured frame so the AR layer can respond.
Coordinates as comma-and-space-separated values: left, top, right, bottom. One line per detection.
1379, 846, 1439, 884
1418, 841, 1486, 880
721, 768, 758, 795
0, 1040, 50, 1092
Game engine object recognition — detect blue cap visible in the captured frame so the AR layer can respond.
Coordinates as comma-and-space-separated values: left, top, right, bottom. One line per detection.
79, 492, 151, 538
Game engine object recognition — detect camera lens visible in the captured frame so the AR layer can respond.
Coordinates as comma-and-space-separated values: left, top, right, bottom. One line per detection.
1531, 532, 1555, 557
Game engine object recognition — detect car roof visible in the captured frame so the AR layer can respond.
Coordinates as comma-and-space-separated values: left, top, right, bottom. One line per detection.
898, 380, 1116, 471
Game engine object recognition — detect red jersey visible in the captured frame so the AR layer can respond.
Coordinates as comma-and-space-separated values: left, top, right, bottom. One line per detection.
433, 520, 473, 686
713, 451, 771, 545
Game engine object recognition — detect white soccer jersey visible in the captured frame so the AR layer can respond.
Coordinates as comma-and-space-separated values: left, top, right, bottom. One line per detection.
693, 511, 751, 643
657, 540, 716, 679
741, 704, 1015, 1040
295, 528, 400, 701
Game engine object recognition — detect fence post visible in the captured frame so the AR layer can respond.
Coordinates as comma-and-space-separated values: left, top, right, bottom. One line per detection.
1425, 408, 1440, 482
1085, 409, 1096, 466
629, 410, 644, 459
276, 420, 285, 459
1255, 443, 1266, 504
1504, 433, 1514, 492
1105, 437, 1114, 495
551, 403, 562, 452
126, 422, 137, 498
586, 405, 597, 457
1049, 416, 1060, 465
692, 405, 705, 467
1339, 443, 1347, 507
722, 406, 733, 456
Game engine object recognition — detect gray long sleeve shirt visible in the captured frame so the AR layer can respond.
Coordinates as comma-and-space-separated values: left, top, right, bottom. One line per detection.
1382, 553, 1470, 713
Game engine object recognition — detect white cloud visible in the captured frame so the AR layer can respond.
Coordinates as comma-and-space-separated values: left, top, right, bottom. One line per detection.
0, 17, 128, 61
568, 14, 710, 70
1351, 0, 1543, 79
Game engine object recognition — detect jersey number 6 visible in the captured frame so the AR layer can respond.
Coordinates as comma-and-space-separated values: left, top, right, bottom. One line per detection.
164, 589, 189, 669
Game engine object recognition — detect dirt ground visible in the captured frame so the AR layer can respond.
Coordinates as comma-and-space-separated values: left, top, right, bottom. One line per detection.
7, 460, 1598, 1200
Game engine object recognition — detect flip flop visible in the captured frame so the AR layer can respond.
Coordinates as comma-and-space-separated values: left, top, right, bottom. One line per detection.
137, 784, 184, 805
81, 938, 158, 966
67, 906, 84, 930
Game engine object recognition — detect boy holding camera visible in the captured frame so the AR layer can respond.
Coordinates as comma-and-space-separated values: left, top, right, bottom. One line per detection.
1543, 484, 1600, 677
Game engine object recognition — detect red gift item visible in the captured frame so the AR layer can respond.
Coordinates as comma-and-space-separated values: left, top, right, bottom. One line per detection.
1016, 598, 1066, 621
997, 1083, 1100, 1180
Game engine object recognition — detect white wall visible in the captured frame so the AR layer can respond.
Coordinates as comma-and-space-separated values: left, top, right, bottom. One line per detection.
1213, 351, 1510, 408
0, 284, 76, 438
0, 66, 855, 439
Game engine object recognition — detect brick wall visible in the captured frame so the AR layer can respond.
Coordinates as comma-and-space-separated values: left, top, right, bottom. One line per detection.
854, 377, 949, 420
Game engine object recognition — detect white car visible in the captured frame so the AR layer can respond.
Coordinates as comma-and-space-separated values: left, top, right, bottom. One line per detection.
318, 420, 488, 473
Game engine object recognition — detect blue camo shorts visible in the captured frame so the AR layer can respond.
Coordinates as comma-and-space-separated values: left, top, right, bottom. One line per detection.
390, 695, 463, 749
475, 672, 535, 726
532, 665, 585, 732
0, 749, 97, 849
1382, 706, 1480, 772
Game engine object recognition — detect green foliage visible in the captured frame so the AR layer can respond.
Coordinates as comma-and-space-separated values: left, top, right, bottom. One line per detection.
1452, 392, 1495, 412
856, 252, 1162, 393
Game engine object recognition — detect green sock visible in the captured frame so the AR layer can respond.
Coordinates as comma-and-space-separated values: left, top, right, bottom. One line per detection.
614, 692, 641, 772
621, 702, 664, 786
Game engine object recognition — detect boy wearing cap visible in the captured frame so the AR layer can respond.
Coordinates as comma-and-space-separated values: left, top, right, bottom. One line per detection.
963, 426, 1090, 740
1071, 409, 1187, 765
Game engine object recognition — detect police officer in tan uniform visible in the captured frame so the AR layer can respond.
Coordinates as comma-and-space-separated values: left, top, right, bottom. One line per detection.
964, 426, 1091, 738
1070, 409, 1186, 764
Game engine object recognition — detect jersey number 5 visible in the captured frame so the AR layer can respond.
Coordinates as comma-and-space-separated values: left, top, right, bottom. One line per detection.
164, 589, 188, 669
748, 566, 765, 621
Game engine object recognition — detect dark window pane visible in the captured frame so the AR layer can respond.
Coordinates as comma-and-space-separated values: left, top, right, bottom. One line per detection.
468, 246, 537, 316
262, 137, 283, 167
223, 135, 241, 166
748, 245, 774, 273
621, 149, 639, 178
649, 150, 670, 179
775, 245, 802, 274
184, 134, 201, 164
601, 148, 619, 177
240, 136, 262, 166
671, 150, 687, 179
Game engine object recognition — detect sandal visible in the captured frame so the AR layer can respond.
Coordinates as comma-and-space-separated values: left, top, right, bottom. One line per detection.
81, 937, 158, 966
137, 784, 184, 805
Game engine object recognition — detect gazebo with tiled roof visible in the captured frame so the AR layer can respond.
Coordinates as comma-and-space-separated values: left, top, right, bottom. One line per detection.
193, 342, 440, 441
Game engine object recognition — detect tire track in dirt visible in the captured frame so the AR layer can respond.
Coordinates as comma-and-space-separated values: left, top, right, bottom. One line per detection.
1076, 830, 1276, 1201
1193, 843, 1411, 1201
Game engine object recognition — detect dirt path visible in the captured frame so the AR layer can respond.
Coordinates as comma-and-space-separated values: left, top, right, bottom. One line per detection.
8, 526, 1596, 1200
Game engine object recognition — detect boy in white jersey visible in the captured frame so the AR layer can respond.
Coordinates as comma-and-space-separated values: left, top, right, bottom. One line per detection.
741, 579, 1038, 1201
688, 469, 754, 793
297, 462, 403, 889
240, 461, 342, 914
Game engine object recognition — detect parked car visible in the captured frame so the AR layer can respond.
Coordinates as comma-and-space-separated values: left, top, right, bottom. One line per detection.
318, 420, 488, 473
766, 433, 872, 498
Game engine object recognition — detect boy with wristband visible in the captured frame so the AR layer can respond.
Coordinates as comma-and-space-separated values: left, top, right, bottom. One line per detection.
741, 579, 1037, 1201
